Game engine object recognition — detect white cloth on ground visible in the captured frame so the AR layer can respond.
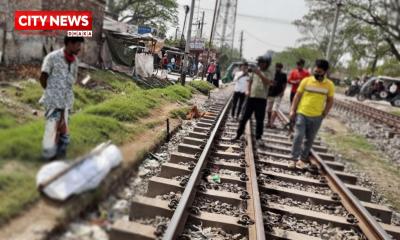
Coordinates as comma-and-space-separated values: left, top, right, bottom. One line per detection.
36, 143, 123, 201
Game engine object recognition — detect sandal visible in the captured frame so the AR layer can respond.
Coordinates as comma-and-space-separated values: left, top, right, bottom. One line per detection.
288, 161, 296, 169
295, 160, 306, 170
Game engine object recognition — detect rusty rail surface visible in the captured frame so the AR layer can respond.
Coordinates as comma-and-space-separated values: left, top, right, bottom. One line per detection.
277, 110, 392, 240
335, 99, 400, 133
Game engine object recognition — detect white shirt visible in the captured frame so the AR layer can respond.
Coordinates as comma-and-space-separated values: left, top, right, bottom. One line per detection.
171, 58, 176, 64
233, 71, 250, 93
41, 48, 78, 110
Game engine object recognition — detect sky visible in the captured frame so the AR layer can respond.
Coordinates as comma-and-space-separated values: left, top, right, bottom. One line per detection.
168, 0, 309, 61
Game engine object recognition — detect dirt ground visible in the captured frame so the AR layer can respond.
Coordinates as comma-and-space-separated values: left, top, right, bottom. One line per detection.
0, 92, 207, 240
320, 116, 400, 212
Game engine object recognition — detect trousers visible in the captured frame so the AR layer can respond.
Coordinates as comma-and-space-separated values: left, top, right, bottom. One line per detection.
291, 114, 323, 161
231, 91, 245, 118
236, 97, 267, 139
42, 109, 70, 160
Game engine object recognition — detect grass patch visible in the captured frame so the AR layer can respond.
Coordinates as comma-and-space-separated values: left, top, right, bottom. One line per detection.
0, 106, 17, 129
0, 114, 128, 162
321, 131, 400, 211
15, 81, 43, 109
189, 80, 215, 95
169, 107, 191, 119
85, 85, 192, 122
0, 161, 38, 225
391, 110, 400, 116
0, 69, 195, 224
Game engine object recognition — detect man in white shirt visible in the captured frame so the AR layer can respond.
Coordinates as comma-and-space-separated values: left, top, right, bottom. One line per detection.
171, 56, 176, 69
231, 62, 250, 120
39, 36, 84, 160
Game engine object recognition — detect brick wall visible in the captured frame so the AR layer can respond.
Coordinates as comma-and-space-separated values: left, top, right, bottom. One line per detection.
1, 0, 105, 66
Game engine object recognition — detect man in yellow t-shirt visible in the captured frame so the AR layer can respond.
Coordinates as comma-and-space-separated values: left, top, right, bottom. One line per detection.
289, 59, 335, 169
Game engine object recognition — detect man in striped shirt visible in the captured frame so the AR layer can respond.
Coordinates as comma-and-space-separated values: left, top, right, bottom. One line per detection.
289, 59, 335, 169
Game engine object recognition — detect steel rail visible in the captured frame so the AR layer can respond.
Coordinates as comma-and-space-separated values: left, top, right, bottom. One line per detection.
343, 100, 400, 121
335, 100, 400, 131
277, 110, 391, 240
162, 96, 232, 240
245, 121, 266, 240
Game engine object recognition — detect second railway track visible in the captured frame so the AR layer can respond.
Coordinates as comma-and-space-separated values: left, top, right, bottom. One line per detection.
109, 95, 400, 240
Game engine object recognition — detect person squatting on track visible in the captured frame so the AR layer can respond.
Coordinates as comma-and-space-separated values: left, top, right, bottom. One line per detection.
233, 53, 274, 146
289, 59, 335, 169
231, 62, 250, 120
39, 36, 84, 160
267, 62, 287, 128
288, 59, 310, 104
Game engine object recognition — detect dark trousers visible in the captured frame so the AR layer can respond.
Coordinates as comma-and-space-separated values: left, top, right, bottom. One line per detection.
290, 92, 296, 105
236, 97, 267, 139
231, 92, 245, 118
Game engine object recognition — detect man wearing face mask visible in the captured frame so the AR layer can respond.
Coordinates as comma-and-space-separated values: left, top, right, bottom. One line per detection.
39, 36, 84, 160
289, 59, 335, 169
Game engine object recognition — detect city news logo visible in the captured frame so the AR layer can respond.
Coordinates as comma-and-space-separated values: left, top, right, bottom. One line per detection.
14, 11, 93, 37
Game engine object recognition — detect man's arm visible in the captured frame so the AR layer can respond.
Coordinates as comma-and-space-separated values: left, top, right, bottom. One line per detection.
290, 92, 302, 118
280, 83, 287, 97
39, 72, 49, 89
287, 70, 299, 85
246, 77, 253, 96
323, 96, 334, 118
280, 74, 288, 97
254, 69, 272, 85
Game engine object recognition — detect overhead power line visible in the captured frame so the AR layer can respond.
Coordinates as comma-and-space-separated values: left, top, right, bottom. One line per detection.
179, 4, 293, 25
243, 30, 287, 49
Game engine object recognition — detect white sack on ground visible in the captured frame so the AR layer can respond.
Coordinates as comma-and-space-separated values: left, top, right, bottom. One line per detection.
36, 144, 123, 201
135, 53, 154, 78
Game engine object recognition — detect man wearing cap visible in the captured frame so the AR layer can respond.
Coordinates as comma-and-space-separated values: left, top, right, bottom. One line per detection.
233, 53, 274, 145
289, 59, 335, 169
288, 59, 310, 104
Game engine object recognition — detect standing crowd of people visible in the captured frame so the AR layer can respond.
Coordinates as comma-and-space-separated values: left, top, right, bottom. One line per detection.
231, 53, 335, 170
38, 36, 334, 168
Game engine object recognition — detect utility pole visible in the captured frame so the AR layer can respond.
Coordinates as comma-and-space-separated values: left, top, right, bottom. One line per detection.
174, 27, 179, 41
180, 5, 190, 48
239, 31, 244, 59
200, 11, 205, 38
180, 0, 195, 86
326, 0, 342, 62
202, 0, 219, 80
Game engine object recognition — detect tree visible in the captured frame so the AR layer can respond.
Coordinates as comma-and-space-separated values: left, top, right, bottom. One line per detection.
294, 0, 347, 67
273, 44, 323, 71
107, 0, 179, 38
343, 0, 400, 61
296, 0, 399, 76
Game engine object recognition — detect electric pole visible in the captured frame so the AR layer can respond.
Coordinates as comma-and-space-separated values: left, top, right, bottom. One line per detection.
239, 31, 244, 59
200, 11, 205, 38
180, 5, 190, 48
326, 0, 342, 62
174, 27, 179, 41
180, 0, 195, 86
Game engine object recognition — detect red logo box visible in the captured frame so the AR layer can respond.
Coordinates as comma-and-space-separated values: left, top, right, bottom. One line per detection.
15, 11, 92, 31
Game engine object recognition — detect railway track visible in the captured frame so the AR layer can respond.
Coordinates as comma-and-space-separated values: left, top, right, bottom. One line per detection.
108, 96, 400, 240
334, 99, 400, 135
